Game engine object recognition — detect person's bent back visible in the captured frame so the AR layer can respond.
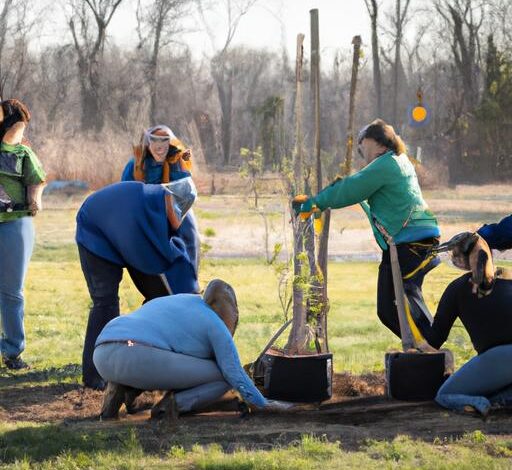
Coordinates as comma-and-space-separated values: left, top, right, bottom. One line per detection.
93, 279, 267, 418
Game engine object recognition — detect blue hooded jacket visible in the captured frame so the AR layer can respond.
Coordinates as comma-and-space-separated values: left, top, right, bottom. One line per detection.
478, 215, 512, 251
76, 181, 198, 293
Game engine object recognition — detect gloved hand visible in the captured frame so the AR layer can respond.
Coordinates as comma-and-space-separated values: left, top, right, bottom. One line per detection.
292, 194, 319, 221
263, 399, 296, 412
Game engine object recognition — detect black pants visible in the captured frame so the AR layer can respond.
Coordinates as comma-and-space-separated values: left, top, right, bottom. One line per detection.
78, 243, 170, 388
377, 238, 440, 339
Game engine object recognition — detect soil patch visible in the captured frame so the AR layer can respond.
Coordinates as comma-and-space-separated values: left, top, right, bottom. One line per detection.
1, 372, 511, 450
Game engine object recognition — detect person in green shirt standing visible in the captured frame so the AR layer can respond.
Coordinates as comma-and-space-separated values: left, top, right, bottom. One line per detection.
0, 99, 46, 369
294, 119, 440, 341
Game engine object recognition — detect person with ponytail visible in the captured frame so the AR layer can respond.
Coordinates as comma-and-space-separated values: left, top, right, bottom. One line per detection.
0, 99, 46, 369
121, 125, 199, 270
293, 119, 440, 341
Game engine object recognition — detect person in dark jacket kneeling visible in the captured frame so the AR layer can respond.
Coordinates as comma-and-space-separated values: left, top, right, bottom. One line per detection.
422, 233, 512, 416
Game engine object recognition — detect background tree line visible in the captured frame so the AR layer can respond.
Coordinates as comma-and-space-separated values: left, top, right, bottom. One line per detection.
1, 0, 512, 187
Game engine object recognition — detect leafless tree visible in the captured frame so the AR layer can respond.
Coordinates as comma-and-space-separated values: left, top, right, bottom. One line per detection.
364, 0, 383, 118
387, 0, 412, 126
434, 0, 486, 111
67, 0, 124, 131
196, 0, 258, 165
0, 0, 35, 98
136, 0, 192, 124
488, 0, 511, 52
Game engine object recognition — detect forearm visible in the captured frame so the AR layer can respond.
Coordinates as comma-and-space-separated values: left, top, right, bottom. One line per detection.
26, 182, 46, 215
478, 215, 512, 251
313, 170, 381, 211
422, 285, 459, 349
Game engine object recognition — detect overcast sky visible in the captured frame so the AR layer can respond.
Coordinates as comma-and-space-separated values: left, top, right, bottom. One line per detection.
39, 0, 373, 60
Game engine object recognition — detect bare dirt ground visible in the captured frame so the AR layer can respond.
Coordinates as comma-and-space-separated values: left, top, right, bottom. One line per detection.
2, 373, 512, 450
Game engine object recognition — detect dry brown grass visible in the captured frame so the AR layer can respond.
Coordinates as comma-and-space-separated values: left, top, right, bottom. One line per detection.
38, 131, 134, 189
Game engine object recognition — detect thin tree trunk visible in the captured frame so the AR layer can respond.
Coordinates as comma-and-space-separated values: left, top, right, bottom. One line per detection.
368, 0, 383, 117
392, 0, 401, 125
286, 33, 307, 355
342, 36, 362, 176
148, 13, 164, 124
309, 9, 328, 353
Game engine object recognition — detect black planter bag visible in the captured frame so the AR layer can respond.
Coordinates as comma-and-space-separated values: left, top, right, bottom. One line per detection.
385, 350, 453, 400
248, 320, 333, 403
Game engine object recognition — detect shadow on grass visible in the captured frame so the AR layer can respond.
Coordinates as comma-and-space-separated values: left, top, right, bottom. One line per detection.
0, 363, 81, 387
0, 382, 92, 419
0, 422, 142, 464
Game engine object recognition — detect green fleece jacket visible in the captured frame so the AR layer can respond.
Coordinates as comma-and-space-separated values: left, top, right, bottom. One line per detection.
313, 151, 440, 250
0, 142, 46, 222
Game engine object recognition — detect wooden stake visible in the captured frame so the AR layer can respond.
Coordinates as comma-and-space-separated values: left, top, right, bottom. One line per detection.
286, 33, 308, 354
342, 35, 362, 176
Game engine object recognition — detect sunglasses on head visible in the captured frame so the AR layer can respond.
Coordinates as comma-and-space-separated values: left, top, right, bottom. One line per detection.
149, 134, 170, 143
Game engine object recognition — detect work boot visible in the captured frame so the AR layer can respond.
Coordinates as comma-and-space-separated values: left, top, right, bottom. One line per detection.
124, 387, 145, 414
2, 355, 29, 370
150, 391, 178, 422
100, 382, 127, 419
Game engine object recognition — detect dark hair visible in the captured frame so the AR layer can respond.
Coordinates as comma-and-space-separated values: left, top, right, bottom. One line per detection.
358, 119, 406, 155
0, 99, 31, 142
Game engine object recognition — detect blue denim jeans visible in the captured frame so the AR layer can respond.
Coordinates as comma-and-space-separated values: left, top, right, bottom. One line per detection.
436, 343, 512, 414
0, 217, 34, 358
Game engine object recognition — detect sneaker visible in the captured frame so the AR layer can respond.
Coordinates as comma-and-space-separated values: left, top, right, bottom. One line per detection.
100, 382, 127, 419
3, 355, 29, 370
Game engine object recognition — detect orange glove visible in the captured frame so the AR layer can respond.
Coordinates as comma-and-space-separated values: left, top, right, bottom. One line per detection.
292, 194, 320, 221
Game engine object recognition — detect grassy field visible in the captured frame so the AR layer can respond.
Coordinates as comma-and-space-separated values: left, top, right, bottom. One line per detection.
1, 186, 512, 468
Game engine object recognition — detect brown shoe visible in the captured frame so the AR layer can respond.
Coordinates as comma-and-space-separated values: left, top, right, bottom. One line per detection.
150, 391, 178, 422
100, 382, 126, 419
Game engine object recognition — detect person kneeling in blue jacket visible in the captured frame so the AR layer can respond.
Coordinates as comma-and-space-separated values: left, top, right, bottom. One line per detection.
94, 279, 290, 419
76, 180, 199, 390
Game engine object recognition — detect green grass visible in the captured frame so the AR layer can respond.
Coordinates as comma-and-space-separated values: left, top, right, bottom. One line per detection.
20, 252, 475, 378
1, 427, 512, 469
2, 189, 512, 468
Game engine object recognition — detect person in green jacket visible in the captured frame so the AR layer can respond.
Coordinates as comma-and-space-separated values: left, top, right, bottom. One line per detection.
294, 119, 440, 340
0, 99, 46, 369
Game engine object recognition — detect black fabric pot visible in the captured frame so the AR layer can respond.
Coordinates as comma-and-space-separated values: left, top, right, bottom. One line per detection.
257, 350, 333, 402
385, 351, 452, 401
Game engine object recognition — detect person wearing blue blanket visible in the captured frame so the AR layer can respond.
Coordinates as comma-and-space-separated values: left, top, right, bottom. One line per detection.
477, 215, 512, 251
76, 180, 199, 389
121, 124, 199, 270
94, 279, 280, 419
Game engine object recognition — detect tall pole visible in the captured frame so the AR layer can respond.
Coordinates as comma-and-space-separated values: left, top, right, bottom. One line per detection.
310, 8, 321, 194
308, 9, 328, 353
286, 33, 307, 355
342, 36, 362, 176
